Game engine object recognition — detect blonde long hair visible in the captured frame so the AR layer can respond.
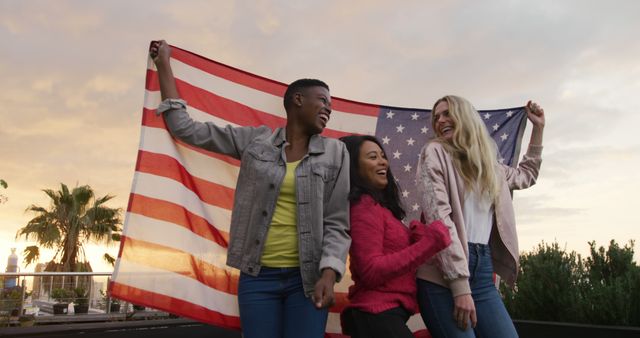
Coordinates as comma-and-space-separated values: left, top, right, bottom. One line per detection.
431, 95, 500, 200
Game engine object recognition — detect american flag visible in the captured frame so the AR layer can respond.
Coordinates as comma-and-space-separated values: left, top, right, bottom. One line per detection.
111, 44, 527, 337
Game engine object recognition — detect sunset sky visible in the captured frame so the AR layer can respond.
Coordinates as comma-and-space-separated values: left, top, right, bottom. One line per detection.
1, 0, 639, 273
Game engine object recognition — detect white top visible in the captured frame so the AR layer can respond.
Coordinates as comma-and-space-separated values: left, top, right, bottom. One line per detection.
463, 188, 494, 245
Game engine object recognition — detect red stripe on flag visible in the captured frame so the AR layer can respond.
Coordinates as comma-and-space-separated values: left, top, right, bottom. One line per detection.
120, 236, 237, 294
330, 97, 381, 118
330, 291, 349, 314
326, 334, 350, 338
169, 46, 286, 98
127, 193, 229, 247
140, 112, 242, 167
136, 150, 235, 210
168, 46, 380, 117
141, 107, 168, 128
111, 282, 358, 336
146, 71, 356, 139
110, 281, 241, 330
119, 234, 350, 314
146, 70, 285, 128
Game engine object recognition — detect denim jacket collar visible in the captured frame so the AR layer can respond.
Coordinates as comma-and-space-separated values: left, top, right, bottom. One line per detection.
273, 127, 326, 155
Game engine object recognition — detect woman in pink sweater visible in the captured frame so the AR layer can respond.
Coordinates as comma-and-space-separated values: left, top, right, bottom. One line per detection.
339, 135, 452, 338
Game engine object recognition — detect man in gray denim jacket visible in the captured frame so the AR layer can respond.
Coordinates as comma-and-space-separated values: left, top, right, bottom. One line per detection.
150, 40, 350, 324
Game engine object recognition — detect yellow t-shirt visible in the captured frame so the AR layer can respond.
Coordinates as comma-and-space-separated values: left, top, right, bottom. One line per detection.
261, 160, 300, 267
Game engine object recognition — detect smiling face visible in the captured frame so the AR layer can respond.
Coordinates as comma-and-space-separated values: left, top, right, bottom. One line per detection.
433, 100, 455, 143
298, 86, 332, 135
357, 140, 389, 191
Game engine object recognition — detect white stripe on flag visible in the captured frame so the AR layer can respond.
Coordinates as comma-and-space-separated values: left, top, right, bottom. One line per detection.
115, 259, 239, 316
125, 212, 229, 269
144, 91, 243, 128
407, 313, 427, 331
132, 172, 231, 232
326, 312, 342, 334
139, 126, 240, 190
147, 59, 379, 134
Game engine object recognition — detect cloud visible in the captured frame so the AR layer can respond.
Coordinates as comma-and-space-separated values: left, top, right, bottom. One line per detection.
539, 145, 640, 186
86, 75, 132, 94
513, 194, 585, 224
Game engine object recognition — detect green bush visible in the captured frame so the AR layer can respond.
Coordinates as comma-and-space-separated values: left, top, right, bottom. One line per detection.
582, 240, 640, 325
501, 241, 585, 323
501, 240, 639, 326
0, 287, 24, 313
73, 287, 89, 306
51, 288, 73, 304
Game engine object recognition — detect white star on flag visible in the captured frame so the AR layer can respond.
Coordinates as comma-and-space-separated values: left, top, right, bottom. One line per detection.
393, 150, 402, 159
421, 126, 429, 134
406, 138, 415, 146
484, 113, 491, 119
396, 125, 405, 133
411, 112, 419, 120
506, 110, 514, 117
500, 133, 509, 141
402, 190, 410, 198
382, 136, 390, 145
412, 203, 420, 211
403, 164, 412, 172
493, 123, 499, 131
386, 111, 395, 119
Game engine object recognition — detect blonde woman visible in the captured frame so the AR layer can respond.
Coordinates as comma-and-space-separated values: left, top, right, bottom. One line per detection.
416, 96, 545, 338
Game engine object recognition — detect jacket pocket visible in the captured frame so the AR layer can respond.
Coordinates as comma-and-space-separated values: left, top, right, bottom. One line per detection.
246, 144, 279, 162
244, 144, 279, 179
311, 164, 338, 201
311, 164, 338, 182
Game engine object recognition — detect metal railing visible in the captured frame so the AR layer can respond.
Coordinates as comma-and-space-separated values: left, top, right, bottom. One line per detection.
0, 271, 152, 321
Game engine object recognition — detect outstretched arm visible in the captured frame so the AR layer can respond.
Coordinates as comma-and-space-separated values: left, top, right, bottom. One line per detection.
148, 40, 270, 158
502, 101, 546, 190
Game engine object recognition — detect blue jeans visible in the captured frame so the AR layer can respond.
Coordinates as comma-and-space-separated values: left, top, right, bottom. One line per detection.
417, 243, 518, 338
238, 267, 328, 338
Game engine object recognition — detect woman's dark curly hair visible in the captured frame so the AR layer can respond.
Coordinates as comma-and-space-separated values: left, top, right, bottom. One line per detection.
340, 134, 406, 220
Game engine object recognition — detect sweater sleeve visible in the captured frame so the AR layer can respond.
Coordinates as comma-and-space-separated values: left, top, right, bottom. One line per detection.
349, 196, 447, 289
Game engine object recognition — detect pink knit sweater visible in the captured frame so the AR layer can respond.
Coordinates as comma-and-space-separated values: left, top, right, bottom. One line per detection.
345, 194, 451, 314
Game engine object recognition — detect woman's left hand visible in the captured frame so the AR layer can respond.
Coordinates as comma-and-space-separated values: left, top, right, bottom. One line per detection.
453, 294, 477, 330
525, 100, 545, 128
313, 268, 337, 308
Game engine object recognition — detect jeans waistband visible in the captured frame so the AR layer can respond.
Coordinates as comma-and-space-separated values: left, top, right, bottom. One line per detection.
468, 242, 490, 256
260, 266, 300, 271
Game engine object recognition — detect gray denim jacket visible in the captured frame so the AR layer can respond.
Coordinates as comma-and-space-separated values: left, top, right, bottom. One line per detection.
160, 103, 351, 296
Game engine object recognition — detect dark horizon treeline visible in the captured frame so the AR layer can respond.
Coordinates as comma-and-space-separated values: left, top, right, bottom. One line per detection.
501, 239, 640, 326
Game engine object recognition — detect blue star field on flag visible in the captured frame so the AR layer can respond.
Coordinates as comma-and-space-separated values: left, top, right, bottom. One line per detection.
375, 105, 528, 222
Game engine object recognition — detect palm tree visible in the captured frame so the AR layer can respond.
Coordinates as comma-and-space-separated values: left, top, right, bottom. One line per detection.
16, 183, 122, 272
0, 179, 7, 204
